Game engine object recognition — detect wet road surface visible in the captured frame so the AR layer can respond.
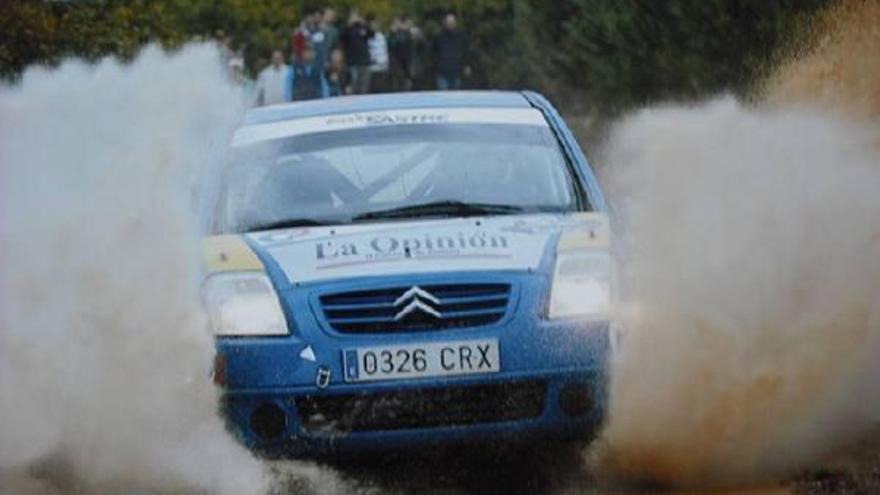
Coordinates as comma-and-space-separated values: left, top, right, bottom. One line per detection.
271, 442, 795, 495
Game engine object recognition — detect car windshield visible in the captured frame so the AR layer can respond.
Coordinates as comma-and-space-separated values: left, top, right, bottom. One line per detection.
219, 119, 582, 233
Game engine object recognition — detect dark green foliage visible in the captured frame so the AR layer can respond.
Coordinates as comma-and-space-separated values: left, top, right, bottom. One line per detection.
0, 0, 829, 111
543, 0, 828, 110
0, 0, 301, 78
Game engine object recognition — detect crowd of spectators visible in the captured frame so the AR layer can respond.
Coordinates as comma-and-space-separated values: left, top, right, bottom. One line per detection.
229, 7, 471, 106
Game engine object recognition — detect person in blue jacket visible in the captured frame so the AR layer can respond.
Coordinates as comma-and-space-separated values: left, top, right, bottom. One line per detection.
285, 45, 330, 101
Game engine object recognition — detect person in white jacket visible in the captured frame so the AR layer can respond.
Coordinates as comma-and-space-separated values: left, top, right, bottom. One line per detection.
255, 50, 291, 106
367, 16, 390, 93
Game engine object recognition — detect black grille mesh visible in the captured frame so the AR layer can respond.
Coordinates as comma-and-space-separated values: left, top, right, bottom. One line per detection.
319, 283, 511, 333
296, 380, 547, 433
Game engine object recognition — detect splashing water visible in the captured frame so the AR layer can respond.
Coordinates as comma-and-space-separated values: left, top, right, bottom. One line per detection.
765, 0, 880, 122
0, 44, 269, 494
589, 0, 880, 487
592, 97, 880, 488
4, 7, 879, 495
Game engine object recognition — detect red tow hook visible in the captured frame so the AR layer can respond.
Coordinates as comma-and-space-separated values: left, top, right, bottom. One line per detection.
212, 352, 227, 387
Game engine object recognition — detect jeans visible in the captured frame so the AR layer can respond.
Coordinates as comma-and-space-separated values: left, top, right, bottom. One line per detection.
349, 66, 372, 95
436, 76, 461, 91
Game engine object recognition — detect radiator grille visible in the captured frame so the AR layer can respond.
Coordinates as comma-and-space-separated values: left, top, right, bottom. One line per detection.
319, 283, 511, 333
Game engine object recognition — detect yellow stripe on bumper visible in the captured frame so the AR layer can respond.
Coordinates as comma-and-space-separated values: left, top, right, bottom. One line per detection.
202, 235, 264, 274
557, 212, 611, 251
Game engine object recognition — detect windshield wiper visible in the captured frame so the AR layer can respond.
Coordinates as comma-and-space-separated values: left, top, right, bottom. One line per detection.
352, 200, 524, 222
245, 217, 340, 232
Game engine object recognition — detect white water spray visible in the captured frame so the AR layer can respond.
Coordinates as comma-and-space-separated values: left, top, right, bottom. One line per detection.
0, 44, 268, 494
594, 97, 880, 487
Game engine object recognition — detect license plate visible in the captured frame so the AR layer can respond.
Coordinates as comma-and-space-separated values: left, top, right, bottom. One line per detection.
343, 339, 500, 382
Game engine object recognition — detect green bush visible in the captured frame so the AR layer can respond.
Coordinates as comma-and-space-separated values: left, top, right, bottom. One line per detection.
1, 0, 829, 112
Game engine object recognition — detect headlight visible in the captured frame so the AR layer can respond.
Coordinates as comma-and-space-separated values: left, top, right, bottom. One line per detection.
547, 249, 611, 319
202, 272, 289, 336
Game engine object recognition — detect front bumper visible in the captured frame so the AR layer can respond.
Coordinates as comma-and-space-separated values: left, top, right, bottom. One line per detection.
216, 272, 610, 457
222, 367, 604, 457
218, 325, 608, 457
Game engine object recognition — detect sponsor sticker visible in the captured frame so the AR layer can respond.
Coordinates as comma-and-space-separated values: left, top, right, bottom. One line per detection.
314, 229, 512, 270
232, 107, 549, 147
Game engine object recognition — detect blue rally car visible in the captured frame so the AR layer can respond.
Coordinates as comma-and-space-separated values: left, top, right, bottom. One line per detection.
203, 91, 612, 457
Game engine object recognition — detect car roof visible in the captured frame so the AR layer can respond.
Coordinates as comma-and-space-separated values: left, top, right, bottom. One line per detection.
243, 91, 532, 125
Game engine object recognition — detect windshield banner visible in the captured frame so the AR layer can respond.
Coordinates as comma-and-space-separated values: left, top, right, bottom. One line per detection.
232, 107, 550, 147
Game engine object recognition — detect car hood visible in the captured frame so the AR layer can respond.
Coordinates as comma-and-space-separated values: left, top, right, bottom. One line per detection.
244, 213, 609, 287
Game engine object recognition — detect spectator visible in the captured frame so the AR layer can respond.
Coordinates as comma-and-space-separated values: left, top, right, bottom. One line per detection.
255, 49, 291, 106
320, 7, 340, 67
308, 10, 330, 68
286, 45, 329, 101
326, 48, 351, 97
227, 55, 257, 105
220, 35, 236, 62
340, 10, 374, 95
368, 15, 390, 93
389, 16, 415, 91
227, 55, 246, 85
292, 9, 323, 63
431, 13, 470, 90
409, 19, 430, 90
